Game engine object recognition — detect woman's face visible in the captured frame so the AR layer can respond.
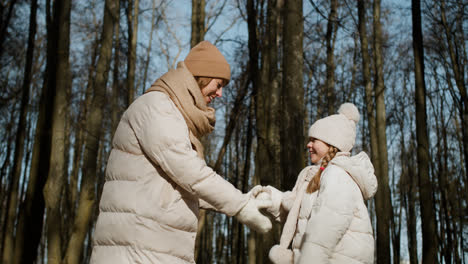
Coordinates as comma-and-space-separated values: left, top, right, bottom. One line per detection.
306, 138, 330, 164
201, 78, 224, 104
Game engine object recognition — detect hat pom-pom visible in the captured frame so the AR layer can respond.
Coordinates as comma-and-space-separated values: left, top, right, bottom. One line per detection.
268, 245, 293, 264
338, 103, 360, 124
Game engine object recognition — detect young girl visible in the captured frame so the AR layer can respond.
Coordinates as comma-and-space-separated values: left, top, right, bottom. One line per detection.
260, 103, 378, 264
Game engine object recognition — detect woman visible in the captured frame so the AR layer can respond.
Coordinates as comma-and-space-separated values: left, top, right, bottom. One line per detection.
261, 103, 378, 264
90, 41, 272, 264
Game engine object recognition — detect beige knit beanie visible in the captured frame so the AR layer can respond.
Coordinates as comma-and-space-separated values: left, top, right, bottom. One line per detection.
184, 41, 231, 82
308, 103, 360, 152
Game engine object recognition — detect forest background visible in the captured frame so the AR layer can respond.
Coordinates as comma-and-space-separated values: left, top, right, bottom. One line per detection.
0, 0, 466, 263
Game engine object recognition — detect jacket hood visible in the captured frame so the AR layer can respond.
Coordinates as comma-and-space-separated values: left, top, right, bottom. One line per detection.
330, 151, 378, 200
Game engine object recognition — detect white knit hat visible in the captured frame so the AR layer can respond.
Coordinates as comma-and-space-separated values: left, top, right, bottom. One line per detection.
308, 103, 360, 152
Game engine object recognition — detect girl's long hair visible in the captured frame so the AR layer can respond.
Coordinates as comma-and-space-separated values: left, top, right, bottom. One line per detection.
306, 146, 339, 193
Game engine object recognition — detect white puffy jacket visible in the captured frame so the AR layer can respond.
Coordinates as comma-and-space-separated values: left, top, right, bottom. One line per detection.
268, 152, 377, 264
90, 91, 248, 264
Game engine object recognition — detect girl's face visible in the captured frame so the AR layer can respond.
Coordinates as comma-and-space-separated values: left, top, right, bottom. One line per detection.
306, 138, 330, 164
200, 78, 224, 104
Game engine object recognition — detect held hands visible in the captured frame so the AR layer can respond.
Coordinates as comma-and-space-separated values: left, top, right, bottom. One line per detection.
235, 185, 273, 233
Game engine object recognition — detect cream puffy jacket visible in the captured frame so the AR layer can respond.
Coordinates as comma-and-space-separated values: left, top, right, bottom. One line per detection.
90, 91, 248, 264
268, 152, 377, 264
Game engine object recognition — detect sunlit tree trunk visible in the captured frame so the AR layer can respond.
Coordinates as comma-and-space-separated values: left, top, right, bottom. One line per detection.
412, 0, 438, 262
62, 0, 119, 263
42, 0, 72, 262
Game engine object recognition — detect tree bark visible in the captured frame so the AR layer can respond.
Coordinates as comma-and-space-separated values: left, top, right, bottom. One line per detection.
191, 0, 205, 47
62, 0, 119, 263
12, 0, 57, 261
372, 1, 392, 263
42, 0, 72, 262
140, 0, 159, 95
111, 5, 122, 135
126, 0, 139, 105
281, 0, 304, 191
189, 0, 207, 260
325, 0, 337, 114
2, 0, 37, 263
412, 0, 438, 262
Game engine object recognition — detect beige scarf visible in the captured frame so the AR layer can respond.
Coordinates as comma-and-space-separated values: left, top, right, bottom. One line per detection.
145, 61, 215, 158
269, 166, 318, 264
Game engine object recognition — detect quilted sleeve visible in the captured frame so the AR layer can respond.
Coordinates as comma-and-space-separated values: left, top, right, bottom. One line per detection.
128, 93, 248, 216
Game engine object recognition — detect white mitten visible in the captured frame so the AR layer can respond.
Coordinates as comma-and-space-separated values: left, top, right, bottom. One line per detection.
269, 244, 293, 264
263, 186, 284, 220
235, 197, 273, 233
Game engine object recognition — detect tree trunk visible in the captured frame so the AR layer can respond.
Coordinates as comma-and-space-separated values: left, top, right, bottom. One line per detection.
140, 0, 159, 95
412, 0, 438, 262
111, 6, 122, 135
12, 0, 57, 260
372, 1, 392, 262
240, 98, 254, 264
126, 0, 139, 105
42, 0, 72, 262
62, 0, 119, 263
2, 0, 37, 263
281, 0, 304, 191
246, 1, 261, 262
249, 0, 283, 262
439, 0, 468, 192
191, 0, 205, 47
189, 0, 208, 259
325, 0, 337, 114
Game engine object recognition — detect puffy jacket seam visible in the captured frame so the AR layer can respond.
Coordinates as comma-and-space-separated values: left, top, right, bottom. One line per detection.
112, 147, 143, 157
333, 251, 365, 263
303, 240, 331, 252
347, 229, 372, 235
98, 211, 196, 232
92, 244, 194, 263
158, 145, 197, 193
104, 178, 138, 182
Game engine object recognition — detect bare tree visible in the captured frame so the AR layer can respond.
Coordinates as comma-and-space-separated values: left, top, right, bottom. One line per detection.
42, 0, 72, 262
126, 0, 139, 105
62, 0, 119, 263
412, 0, 438, 262
191, 0, 206, 47
1, 0, 37, 263
325, 0, 338, 114
372, 0, 392, 262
